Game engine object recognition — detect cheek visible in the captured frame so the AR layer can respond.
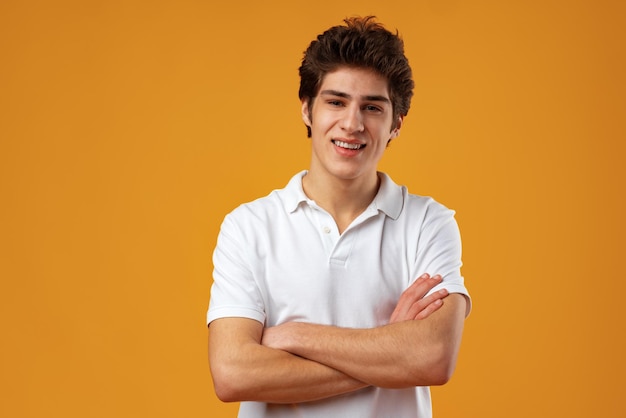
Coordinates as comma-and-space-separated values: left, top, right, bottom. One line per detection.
312, 111, 335, 127
371, 124, 393, 142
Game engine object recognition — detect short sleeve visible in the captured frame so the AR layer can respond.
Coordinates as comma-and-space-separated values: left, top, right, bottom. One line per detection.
413, 202, 472, 317
207, 213, 266, 326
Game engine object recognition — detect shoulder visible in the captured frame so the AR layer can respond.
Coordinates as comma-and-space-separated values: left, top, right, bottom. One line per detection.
220, 171, 306, 232
220, 192, 283, 242
376, 173, 459, 241
404, 192, 455, 223
405, 193, 459, 242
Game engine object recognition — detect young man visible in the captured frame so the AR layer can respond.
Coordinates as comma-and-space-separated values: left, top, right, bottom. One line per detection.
207, 16, 471, 417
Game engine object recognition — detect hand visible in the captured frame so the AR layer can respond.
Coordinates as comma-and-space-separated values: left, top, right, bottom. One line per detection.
389, 274, 449, 323
261, 322, 295, 351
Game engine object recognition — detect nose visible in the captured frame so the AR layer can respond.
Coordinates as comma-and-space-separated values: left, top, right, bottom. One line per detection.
339, 105, 364, 133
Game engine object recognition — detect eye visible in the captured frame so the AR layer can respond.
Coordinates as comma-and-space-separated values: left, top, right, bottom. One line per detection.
364, 104, 383, 113
327, 100, 344, 107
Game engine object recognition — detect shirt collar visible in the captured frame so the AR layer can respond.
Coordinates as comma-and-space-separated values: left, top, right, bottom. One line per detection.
372, 172, 403, 220
283, 170, 404, 220
284, 171, 311, 213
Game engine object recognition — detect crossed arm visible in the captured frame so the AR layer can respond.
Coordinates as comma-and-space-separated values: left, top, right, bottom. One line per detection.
208, 274, 468, 404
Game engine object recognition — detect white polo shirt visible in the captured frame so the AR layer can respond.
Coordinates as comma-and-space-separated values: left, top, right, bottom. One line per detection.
208, 171, 470, 418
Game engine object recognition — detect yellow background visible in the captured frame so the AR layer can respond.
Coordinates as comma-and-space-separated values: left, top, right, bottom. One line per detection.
1, 0, 624, 417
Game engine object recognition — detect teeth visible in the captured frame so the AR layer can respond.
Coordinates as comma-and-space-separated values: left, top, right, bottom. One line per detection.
334, 140, 363, 150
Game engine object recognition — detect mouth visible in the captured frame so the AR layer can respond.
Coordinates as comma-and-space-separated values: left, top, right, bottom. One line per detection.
332, 140, 366, 150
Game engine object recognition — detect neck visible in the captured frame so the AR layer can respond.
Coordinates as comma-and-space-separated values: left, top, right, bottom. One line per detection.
302, 171, 380, 234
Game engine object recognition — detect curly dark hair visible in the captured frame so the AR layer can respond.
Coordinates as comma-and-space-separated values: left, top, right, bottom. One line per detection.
298, 16, 414, 137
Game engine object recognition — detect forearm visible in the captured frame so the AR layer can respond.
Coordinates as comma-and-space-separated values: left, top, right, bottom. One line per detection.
209, 318, 368, 403
264, 294, 467, 388
269, 322, 451, 388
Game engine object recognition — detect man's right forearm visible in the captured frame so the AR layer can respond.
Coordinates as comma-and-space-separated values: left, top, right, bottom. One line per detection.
209, 317, 368, 404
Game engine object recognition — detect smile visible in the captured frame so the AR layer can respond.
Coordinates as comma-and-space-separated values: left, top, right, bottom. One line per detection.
332, 140, 365, 150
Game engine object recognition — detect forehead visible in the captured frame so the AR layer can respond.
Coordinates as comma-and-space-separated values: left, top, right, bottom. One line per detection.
318, 66, 390, 100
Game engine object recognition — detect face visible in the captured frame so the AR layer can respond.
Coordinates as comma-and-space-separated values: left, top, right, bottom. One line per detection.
302, 66, 402, 184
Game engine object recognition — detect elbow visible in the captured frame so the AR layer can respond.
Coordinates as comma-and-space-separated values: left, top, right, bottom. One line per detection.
423, 345, 459, 386
213, 381, 239, 403
405, 344, 459, 387
210, 364, 248, 403
427, 360, 456, 386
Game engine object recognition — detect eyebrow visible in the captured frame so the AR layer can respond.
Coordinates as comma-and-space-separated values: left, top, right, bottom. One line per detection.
319, 89, 391, 104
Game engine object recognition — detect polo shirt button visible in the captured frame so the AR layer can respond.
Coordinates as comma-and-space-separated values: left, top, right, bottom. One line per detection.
322, 226, 331, 234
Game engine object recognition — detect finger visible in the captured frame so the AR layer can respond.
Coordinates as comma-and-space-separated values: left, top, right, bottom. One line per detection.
403, 274, 442, 300
414, 299, 443, 320
404, 288, 448, 319
389, 274, 429, 323
390, 274, 443, 323
415, 292, 448, 319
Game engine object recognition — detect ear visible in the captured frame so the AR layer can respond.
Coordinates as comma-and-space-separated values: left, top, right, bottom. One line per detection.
301, 99, 312, 126
390, 115, 404, 140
